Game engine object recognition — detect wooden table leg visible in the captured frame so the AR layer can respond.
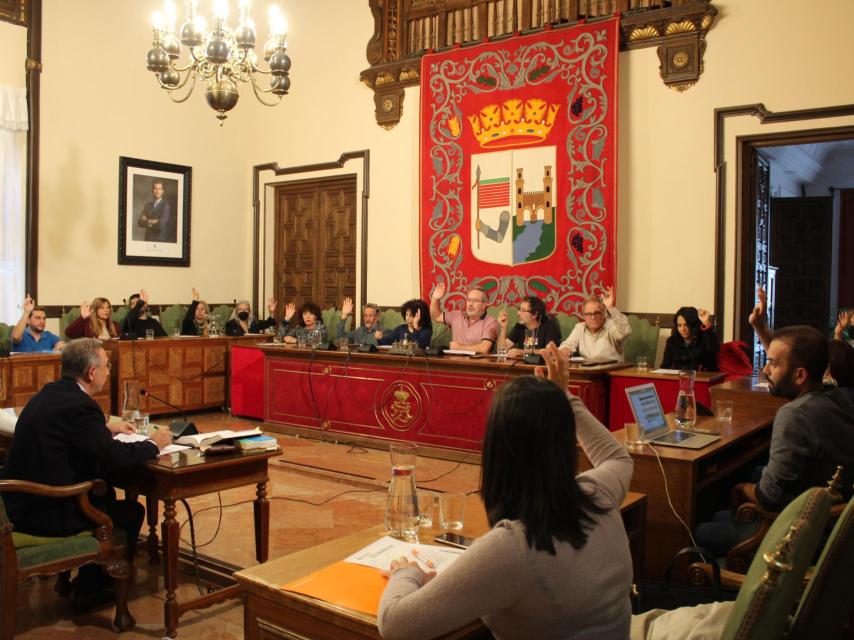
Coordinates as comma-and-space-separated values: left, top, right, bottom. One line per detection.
162, 497, 180, 638
254, 479, 270, 563
146, 494, 160, 565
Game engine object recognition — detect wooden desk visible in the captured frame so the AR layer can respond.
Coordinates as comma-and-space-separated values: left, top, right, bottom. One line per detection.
258, 346, 625, 453
234, 492, 646, 640
709, 375, 787, 413
118, 447, 282, 639
0, 353, 111, 414
607, 367, 725, 430
579, 405, 777, 578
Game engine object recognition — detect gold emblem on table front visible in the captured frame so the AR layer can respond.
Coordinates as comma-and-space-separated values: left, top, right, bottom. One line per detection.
379, 380, 423, 432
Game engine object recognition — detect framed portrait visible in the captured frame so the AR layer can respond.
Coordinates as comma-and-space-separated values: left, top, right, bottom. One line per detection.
118, 156, 192, 266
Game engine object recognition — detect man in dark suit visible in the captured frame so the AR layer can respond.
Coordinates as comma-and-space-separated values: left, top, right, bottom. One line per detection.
137, 179, 175, 242
3, 338, 171, 608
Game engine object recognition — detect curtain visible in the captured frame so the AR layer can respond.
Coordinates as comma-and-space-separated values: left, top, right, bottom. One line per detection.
0, 84, 28, 324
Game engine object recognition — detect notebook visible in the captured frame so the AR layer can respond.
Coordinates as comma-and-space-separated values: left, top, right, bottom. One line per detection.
624, 383, 720, 450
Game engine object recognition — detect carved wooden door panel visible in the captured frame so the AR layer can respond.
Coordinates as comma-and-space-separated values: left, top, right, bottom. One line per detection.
274, 175, 357, 311
770, 196, 833, 331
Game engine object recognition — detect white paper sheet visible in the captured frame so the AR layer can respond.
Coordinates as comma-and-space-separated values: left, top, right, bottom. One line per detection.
443, 349, 477, 356
344, 535, 464, 574
114, 432, 190, 455
651, 368, 682, 375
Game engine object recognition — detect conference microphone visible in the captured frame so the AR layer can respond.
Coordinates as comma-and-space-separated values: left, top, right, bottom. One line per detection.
139, 388, 198, 439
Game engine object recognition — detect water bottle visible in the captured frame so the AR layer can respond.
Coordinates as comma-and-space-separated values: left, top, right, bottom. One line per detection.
675, 369, 697, 428
385, 443, 420, 538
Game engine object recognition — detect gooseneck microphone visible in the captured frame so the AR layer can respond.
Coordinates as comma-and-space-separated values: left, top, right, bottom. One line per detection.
139, 388, 198, 438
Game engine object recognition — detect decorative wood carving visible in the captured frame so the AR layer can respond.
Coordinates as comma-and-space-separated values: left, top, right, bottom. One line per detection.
361, 0, 718, 127
0, 0, 26, 26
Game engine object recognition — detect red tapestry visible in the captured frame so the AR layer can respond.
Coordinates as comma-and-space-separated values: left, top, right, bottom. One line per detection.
419, 20, 619, 314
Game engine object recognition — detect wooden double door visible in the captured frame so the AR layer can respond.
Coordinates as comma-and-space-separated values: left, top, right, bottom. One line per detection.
274, 175, 357, 311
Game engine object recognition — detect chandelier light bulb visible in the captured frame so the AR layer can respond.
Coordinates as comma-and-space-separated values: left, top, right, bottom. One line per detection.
194, 14, 207, 32
268, 5, 287, 37
163, 0, 178, 29
213, 0, 229, 21
151, 10, 166, 30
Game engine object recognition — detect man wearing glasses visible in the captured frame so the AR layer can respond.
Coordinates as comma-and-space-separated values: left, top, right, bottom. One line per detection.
430, 282, 499, 353
559, 286, 631, 362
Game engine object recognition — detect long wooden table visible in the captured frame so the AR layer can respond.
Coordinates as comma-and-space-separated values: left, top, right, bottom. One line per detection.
579, 396, 778, 578
234, 492, 647, 640
258, 345, 628, 453
118, 446, 281, 639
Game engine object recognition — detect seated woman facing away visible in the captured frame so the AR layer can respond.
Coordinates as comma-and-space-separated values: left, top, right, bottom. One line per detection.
660, 306, 719, 371
226, 298, 278, 336
497, 295, 562, 357
279, 301, 328, 344
378, 344, 634, 640
379, 299, 432, 348
65, 297, 120, 339
181, 288, 209, 336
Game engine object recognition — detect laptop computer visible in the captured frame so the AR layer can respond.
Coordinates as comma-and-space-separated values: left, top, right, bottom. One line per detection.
624, 383, 720, 449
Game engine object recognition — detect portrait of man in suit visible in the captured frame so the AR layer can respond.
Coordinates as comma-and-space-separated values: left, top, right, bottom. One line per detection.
134, 177, 178, 243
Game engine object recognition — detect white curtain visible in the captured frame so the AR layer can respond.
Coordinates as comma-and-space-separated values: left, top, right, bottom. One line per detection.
0, 84, 28, 324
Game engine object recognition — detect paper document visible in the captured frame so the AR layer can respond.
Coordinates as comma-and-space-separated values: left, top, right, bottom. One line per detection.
175, 427, 262, 449
651, 368, 682, 375
569, 356, 586, 362
114, 432, 190, 455
443, 349, 477, 356
345, 535, 464, 574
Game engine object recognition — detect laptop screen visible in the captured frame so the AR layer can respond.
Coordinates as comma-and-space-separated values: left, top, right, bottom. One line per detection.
625, 383, 668, 436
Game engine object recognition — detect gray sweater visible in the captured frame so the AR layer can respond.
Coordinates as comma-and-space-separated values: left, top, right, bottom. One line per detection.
378, 394, 634, 640
756, 386, 854, 511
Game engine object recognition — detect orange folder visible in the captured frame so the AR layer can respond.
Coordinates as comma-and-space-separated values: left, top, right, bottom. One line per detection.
282, 561, 388, 616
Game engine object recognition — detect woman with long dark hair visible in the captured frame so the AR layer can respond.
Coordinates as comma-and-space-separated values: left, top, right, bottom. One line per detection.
378, 344, 634, 639
660, 306, 719, 371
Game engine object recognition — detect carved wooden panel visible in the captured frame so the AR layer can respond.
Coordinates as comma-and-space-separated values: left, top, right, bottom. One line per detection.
0, 0, 26, 26
361, 0, 717, 126
274, 175, 357, 310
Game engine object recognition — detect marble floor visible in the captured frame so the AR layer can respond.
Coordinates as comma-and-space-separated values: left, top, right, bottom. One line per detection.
11, 412, 482, 639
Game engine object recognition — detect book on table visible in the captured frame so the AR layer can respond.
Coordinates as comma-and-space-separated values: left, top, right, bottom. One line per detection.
175, 427, 263, 450
236, 434, 278, 451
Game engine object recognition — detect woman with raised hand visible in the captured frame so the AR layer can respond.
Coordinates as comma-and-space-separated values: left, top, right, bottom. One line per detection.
379, 299, 432, 348
660, 306, 719, 371
226, 298, 278, 336
65, 298, 120, 339
278, 301, 328, 345
378, 344, 634, 640
181, 288, 210, 336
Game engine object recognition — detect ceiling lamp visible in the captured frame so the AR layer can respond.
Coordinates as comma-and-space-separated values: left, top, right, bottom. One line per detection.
146, 0, 291, 124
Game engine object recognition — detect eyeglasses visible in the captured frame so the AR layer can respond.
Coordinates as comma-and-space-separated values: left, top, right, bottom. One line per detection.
466, 297, 486, 303
583, 311, 603, 318
519, 306, 532, 313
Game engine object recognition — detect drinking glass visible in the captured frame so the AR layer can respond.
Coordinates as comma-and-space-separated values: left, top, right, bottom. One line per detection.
625, 422, 644, 449
297, 334, 307, 348
496, 346, 508, 363
418, 491, 435, 528
636, 356, 648, 372
145, 329, 155, 340
439, 493, 466, 531
715, 399, 734, 425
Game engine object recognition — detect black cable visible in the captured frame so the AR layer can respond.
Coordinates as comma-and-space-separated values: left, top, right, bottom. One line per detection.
178, 497, 207, 597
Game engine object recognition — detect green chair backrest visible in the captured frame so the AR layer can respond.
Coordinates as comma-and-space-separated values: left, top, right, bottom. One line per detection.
159, 304, 187, 335
380, 309, 404, 332
112, 306, 128, 332
787, 495, 854, 640
321, 307, 341, 340
0, 322, 10, 351
623, 315, 660, 365
210, 305, 233, 331
721, 487, 832, 640
59, 307, 81, 338
555, 312, 578, 344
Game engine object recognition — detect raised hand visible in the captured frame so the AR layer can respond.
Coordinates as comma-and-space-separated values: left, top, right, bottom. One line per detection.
267, 297, 277, 314
22, 294, 34, 314
534, 343, 569, 390
140, 289, 150, 303
748, 286, 767, 327
431, 282, 446, 301
341, 297, 354, 319
374, 329, 384, 340
836, 310, 853, 337
192, 287, 200, 301
413, 307, 422, 328
284, 302, 296, 322
602, 286, 615, 309
497, 309, 508, 327
698, 308, 711, 326
80, 300, 91, 319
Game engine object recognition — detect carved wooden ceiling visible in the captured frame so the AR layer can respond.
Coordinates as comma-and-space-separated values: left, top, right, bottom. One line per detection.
362, 0, 717, 128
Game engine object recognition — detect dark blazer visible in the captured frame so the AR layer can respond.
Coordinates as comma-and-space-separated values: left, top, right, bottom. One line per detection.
181, 299, 203, 336
2, 378, 159, 537
225, 316, 277, 336
660, 327, 720, 371
123, 299, 167, 338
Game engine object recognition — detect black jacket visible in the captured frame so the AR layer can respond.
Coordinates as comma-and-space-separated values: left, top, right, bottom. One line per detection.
3, 378, 159, 536
123, 299, 167, 338
660, 328, 719, 371
225, 316, 277, 336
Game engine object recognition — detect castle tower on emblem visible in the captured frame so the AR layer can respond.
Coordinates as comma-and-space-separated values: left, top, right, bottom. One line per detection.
515, 166, 553, 226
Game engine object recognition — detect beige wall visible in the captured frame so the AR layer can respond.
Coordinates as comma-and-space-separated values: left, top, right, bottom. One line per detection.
0, 21, 27, 87
32, 0, 854, 336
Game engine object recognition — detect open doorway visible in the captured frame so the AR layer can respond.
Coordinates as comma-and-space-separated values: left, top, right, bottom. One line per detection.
738, 133, 854, 369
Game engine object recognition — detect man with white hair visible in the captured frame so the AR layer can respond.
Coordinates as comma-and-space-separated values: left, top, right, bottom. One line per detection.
559, 287, 631, 362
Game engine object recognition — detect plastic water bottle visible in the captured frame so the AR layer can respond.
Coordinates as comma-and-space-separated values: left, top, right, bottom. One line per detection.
675, 370, 697, 428
385, 443, 420, 538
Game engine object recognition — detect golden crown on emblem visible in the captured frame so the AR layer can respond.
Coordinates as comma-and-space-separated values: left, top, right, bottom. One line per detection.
457, 98, 561, 149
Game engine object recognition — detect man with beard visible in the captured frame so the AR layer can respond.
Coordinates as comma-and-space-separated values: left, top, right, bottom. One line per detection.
694, 290, 854, 555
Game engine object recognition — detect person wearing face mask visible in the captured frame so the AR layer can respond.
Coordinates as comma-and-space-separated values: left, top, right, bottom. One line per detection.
379, 299, 433, 348
226, 298, 278, 336
660, 306, 719, 371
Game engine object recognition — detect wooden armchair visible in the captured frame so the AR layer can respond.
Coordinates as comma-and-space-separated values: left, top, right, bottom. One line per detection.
0, 478, 135, 638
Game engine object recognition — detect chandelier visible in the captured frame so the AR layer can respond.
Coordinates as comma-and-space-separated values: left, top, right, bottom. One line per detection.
146, 0, 291, 123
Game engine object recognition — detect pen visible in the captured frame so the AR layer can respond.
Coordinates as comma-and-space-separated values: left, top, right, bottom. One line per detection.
411, 548, 435, 569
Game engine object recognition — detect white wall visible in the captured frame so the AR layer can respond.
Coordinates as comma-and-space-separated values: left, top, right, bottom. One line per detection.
30, 0, 854, 337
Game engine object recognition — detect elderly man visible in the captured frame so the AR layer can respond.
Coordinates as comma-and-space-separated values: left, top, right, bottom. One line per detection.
559, 287, 631, 362
430, 282, 499, 354
695, 318, 854, 555
10, 294, 65, 352
3, 338, 171, 609
338, 296, 383, 345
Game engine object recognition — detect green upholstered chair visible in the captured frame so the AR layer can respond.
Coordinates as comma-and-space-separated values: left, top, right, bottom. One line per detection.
717, 487, 832, 640
555, 312, 578, 345
158, 304, 186, 336
623, 315, 660, 366
0, 479, 135, 637
787, 493, 854, 639
59, 306, 81, 338
0, 323, 10, 352
321, 307, 341, 340
111, 306, 128, 333
210, 305, 233, 333
380, 309, 404, 333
